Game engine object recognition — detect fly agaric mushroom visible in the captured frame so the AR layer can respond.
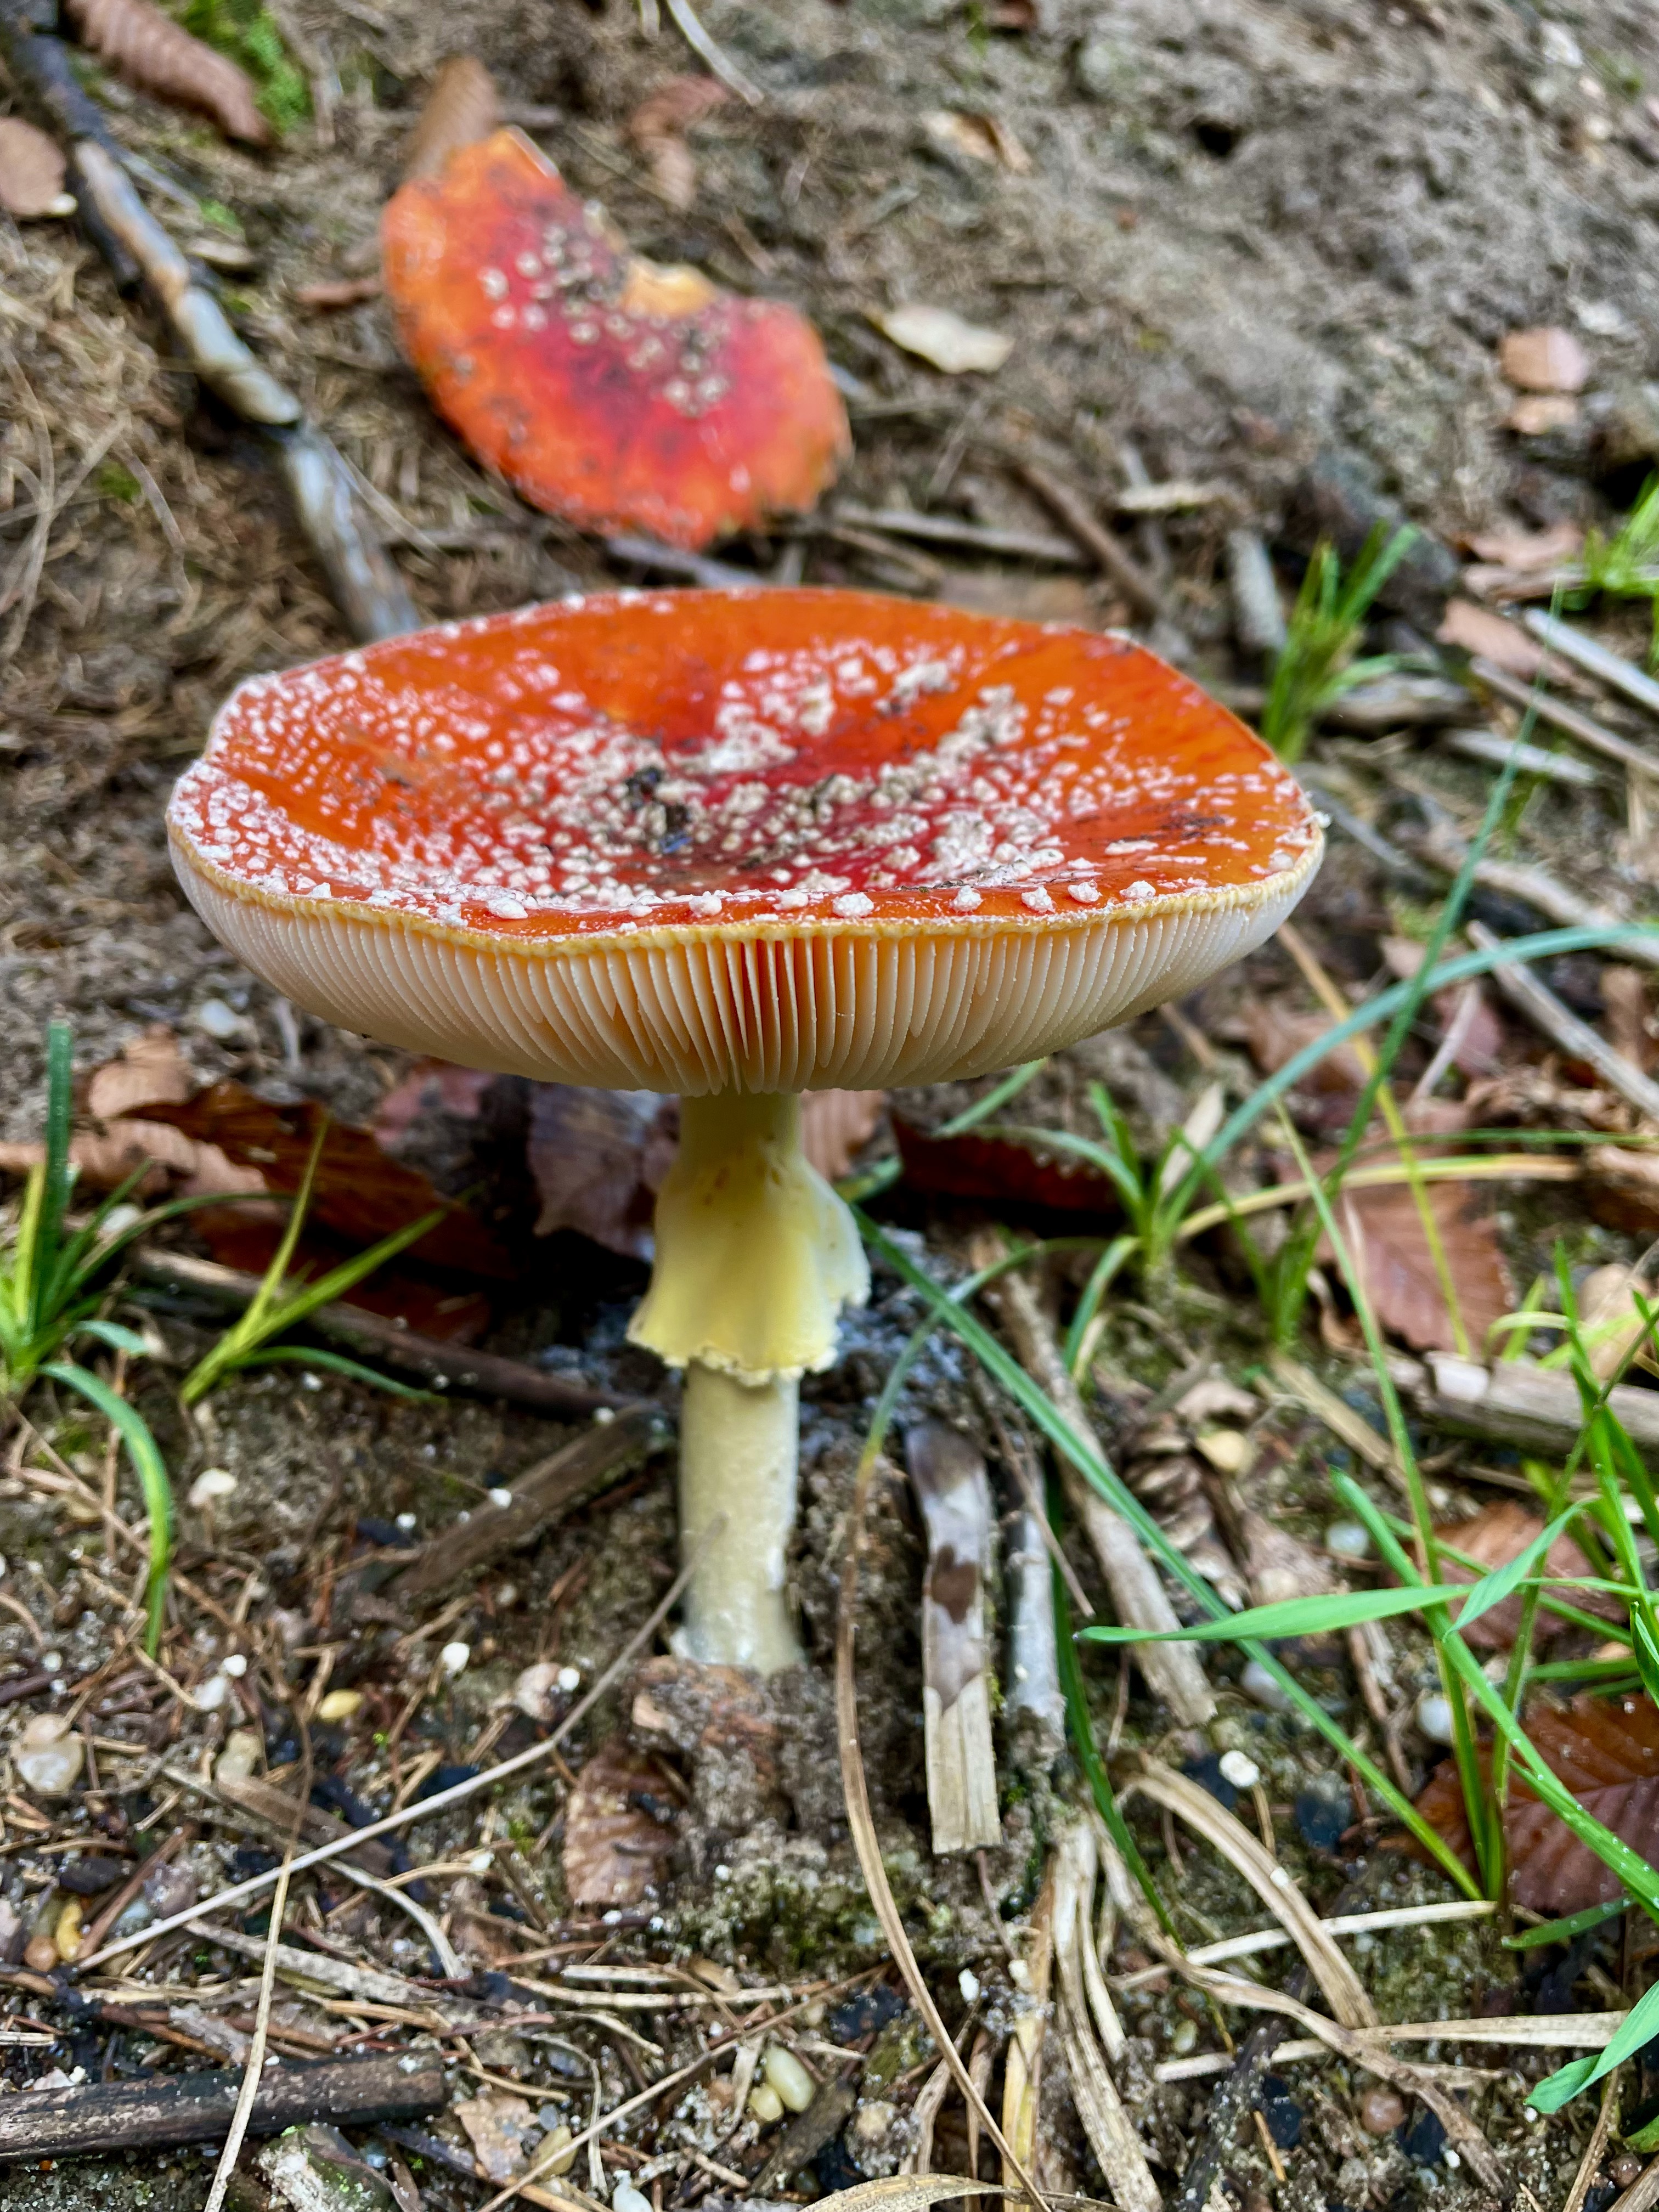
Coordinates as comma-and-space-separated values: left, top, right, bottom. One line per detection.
168, 589, 1321, 1673
380, 129, 850, 552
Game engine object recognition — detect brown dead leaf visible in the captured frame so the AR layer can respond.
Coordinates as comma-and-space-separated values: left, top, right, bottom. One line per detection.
1499, 326, 1590, 394
404, 55, 500, 181
526, 1086, 677, 1261
1603, 968, 1654, 1074
1335, 1178, 1513, 1353
1436, 598, 1547, 674
0, 119, 67, 219
454, 2094, 535, 2182
1417, 1694, 1659, 1913
0, 1121, 264, 1200
140, 1081, 515, 1278
562, 1740, 678, 1906
63, 0, 271, 144
800, 1091, 885, 1181
1432, 1500, 1612, 1649
1242, 1000, 1367, 1092
87, 1026, 193, 1122
1465, 520, 1584, 572
893, 1115, 1117, 1214
1586, 1144, 1659, 1235
626, 76, 730, 210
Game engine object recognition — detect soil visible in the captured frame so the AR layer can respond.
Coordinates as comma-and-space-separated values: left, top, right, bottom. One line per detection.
7, 0, 1659, 2208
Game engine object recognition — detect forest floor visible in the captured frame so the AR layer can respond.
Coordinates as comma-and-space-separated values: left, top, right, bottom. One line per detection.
7, 0, 1659, 2208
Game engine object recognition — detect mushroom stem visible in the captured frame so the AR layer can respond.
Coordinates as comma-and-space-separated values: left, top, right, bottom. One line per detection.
679, 1362, 802, 1672
630, 1089, 868, 1674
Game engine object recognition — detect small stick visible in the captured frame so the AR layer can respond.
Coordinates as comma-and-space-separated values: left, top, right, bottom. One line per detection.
1471, 657, 1659, 779
828, 505, 1086, 567
1414, 830, 1659, 973
1006, 1508, 1065, 1742
1524, 610, 1659, 721
905, 1421, 1002, 1853
1562, 2067, 1624, 2212
202, 1856, 292, 2212
1398, 1345, 1659, 1469
1012, 458, 1164, 620
1467, 918, 1659, 1121
127, 1245, 636, 1415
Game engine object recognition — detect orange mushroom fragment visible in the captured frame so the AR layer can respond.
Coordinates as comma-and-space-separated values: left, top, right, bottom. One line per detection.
380, 129, 850, 552
169, 589, 1322, 1672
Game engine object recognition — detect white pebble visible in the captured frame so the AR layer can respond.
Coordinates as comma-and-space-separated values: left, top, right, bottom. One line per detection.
763, 2044, 815, 2113
469, 1850, 494, 1875
557, 1664, 582, 1694
221, 1652, 247, 1678
488, 1487, 514, 1509
958, 1968, 981, 2003
1008, 1957, 1031, 1989
748, 2081, 784, 2125
1325, 1520, 1373, 1560
439, 1642, 470, 1678
193, 997, 242, 1040
1218, 1750, 1262, 1791
40, 1652, 62, 1675
395, 1511, 417, 1532
188, 1468, 237, 1508
216, 1729, 262, 1787
15, 1714, 84, 1796
1415, 1691, 1455, 1745
612, 2186, 652, 2212
1240, 1658, 1290, 1712
196, 1674, 233, 1712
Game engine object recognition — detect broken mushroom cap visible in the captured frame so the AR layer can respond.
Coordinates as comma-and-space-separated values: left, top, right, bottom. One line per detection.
167, 587, 1322, 1098
380, 129, 850, 551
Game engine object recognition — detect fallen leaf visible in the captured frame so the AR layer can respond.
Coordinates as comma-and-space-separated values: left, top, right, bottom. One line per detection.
921, 110, 1030, 173
526, 1086, 677, 1261
454, 2094, 536, 2183
1465, 520, 1584, 572
373, 1059, 496, 1148
1436, 598, 1547, 674
1432, 1499, 1612, 1648
800, 1090, 885, 1181
1506, 393, 1581, 436
891, 1114, 1116, 1214
1417, 1694, 1659, 1913
1585, 1144, 1659, 1234
1577, 1261, 1659, 1380
562, 1740, 678, 1906
1242, 1000, 1367, 1092
0, 119, 67, 219
141, 1081, 515, 1279
86, 1026, 193, 1122
63, 0, 271, 144
872, 304, 1013, 376
627, 75, 730, 210
1602, 967, 1654, 1074
403, 55, 500, 182
1499, 326, 1590, 394
1335, 1178, 1513, 1354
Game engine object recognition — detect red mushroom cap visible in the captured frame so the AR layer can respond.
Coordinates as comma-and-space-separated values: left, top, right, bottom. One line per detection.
168, 589, 1322, 1093
380, 129, 850, 551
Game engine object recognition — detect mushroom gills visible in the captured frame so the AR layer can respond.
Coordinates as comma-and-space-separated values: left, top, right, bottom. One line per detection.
630, 1090, 869, 1672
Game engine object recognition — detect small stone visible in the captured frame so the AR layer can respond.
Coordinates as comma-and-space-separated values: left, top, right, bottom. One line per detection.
1218, 1750, 1261, 1791
0, 1901, 21, 1965
15, 1714, 84, 1796
216, 1728, 263, 1787
557, 1664, 582, 1693
317, 1688, 363, 1723
1194, 1428, 1254, 1476
1361, 2088, 1407, 2135
396, 1511, 418, 1532
24, 1933, 58, 1973
144, 1862, 198, 1918
196, 1674, 233, 1713
1240, 1658, 1291, 1712
1324, 1520, 1372, 1560
1169, 2017, 1198, 2055
1294, 1775, 1351, 1853
748, 2080, 785, 2125
221, 1652, 247, 1678
53, 1898, 82, 1962
488, 1486, 514, 1509
193, 996, 244, 1040
514, 1662, 561, 1723
189, 1468, 237, 1508
440, 1641, 470, 1677
1612, 2156, 1644, 2188
763, 2044, 815, 2113
1415, 1690, 1456, 1745
958, 1967, 981, 2003
612, 2185, 651, 2212
1500, 326, 1590, 394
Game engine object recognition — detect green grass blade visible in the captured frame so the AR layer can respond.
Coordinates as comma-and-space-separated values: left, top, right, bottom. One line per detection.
232, 1345, 434, 1398
73, 1319, 151, 1358
1533, 1971, 1659, 2113
1080, 1581, 1473, 1643
1062, 1236, 1139, 1374
1503, 1898, 1630, 1950
1055, 1567, 1173, 1936
43, 1360, 171, 1653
